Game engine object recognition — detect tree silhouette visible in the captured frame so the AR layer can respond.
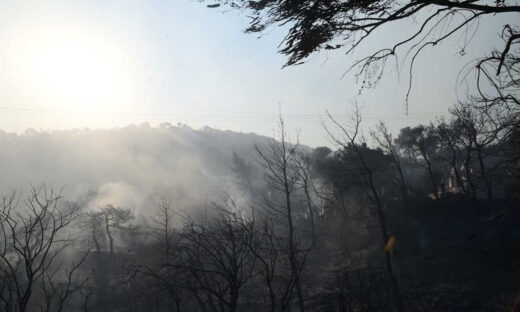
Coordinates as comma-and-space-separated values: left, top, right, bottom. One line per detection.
254, 116, 314, 311
98, 205, 134, 256
0, 186, 89, 312
395, 125, 441, 199
206, 0, 519, 110
324, 105, 406, 312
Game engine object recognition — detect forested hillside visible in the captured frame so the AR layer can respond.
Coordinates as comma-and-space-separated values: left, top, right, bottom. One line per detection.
0, 103, 518, 311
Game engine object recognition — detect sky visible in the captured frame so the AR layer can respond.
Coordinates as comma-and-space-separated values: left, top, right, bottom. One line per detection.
0, 0, 515, 147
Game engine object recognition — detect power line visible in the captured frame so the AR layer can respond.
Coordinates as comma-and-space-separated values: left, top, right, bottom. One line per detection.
0, 106, 448, 122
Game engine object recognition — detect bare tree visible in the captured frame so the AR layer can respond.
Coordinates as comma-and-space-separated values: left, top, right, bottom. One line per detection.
177, 200, 256, 312
372, 121, 410, 223
127, 196, 184, 312
82, 213, 104, 254
247, 217, 280, 312
324, 105, 405, 312
463, 24, 519, 120
0, 186, 89, 312
255, 116, 309, 312
295, 152, 319, 243
450, 103, 507, 204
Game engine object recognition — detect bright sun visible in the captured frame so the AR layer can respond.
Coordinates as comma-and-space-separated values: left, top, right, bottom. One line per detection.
34, 35, 130, 111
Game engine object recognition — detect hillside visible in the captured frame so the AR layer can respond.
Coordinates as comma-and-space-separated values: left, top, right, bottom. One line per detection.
0, 123, 275, 216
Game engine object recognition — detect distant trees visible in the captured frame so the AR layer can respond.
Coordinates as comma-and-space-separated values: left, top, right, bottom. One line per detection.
435, 101, 519, 222
451, 104, 506, 204
73, 109, 518, 311
124, 116, 322, 311
231, 152, 258, 194
100, 205, 134, 256
0, 107, 514, 312
395, 124, 441, 198
437, 119, 469, 196
84, 205, 134, 255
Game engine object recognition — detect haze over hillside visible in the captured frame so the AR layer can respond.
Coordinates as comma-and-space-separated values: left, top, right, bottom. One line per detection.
0, 123, 279, 216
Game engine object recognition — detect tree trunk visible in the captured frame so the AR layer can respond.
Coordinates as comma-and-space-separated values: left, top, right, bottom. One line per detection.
286, 193, 305, 312
105, 215, 114, 255
476, 147, 494, 204
367, 172, 406, 312
395, 158, 409, 223
267, 279, 276, 312
284, 163, 305, 312
422, 150, 438, 199
92, 228, 101, 253
230, 288, 239, 312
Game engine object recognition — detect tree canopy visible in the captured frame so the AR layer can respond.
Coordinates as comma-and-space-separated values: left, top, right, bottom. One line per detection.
206, 0, 519, 110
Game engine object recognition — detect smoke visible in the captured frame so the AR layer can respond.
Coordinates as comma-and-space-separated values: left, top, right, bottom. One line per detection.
0, 123, 271, 217
86, 182, 143, 212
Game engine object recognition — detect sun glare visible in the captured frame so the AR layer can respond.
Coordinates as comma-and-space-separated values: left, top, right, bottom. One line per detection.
33, 34, 131, 112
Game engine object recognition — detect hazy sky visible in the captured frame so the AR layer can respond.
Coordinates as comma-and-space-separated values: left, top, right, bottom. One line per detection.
0, 0, 515, 146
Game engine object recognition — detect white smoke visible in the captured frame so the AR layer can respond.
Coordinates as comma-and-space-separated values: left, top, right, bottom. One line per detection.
0, 123, 273, 217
